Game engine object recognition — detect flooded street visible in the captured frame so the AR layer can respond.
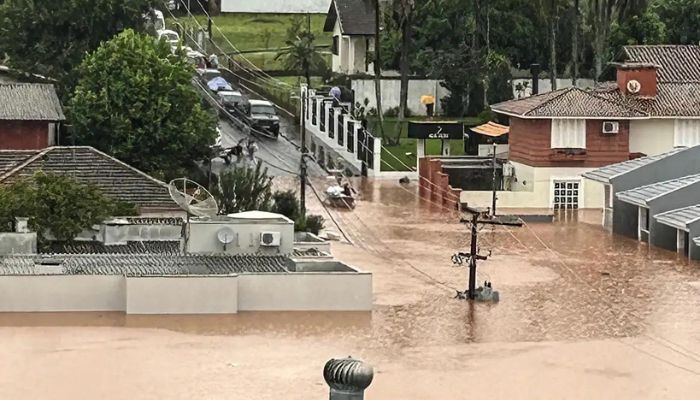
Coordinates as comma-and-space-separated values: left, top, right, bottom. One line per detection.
1, 179, 700, 399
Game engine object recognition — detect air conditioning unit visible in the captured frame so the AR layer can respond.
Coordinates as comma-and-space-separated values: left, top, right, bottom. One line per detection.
260, 232, 281, 247
602, 121, 619, 135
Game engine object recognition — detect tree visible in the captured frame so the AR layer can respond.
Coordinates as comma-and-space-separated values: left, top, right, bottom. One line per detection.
214, 164, 273, 215
572, 0, 580, 85
0, 172, 136, 242
390, 0, 415, 145
68, 29, 217, 180
0, 0, 153, 90
374, 0, 386, 138
652, 0, 700, 44
609, 8, 666, 51
587, 0, 623, 81
272, 190, 302, 223
275, 15, 327, 87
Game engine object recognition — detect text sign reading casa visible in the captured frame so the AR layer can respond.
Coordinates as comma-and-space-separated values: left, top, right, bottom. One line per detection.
407, 121, 464, 140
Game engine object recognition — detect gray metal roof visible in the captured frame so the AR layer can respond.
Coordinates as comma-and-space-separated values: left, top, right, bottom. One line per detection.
653, 205, 700, 231
616, 174, 700, 206
0, 254, 290, 276
0, 83, 64, 120
45, 241, 182, 255
694, 237, 700, 246
582, 147, 685, 183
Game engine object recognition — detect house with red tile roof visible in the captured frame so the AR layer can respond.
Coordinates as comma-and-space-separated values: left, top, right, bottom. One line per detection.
472, 45, 700, 211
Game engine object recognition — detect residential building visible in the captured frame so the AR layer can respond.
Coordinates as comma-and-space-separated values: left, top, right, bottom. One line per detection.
0, 146, 180, 215
0, 83, 64, 150
583, 145, 700, 259
324, 0, 375, 75
220, 0, 331, 14
477, 45, 700, 210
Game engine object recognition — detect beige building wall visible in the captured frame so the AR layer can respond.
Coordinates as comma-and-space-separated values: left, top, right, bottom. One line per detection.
126, 276, 239, 314
0, 276, 124, 312
461, 162, 605, 209
238, 273, 372, 311
187, 221, 294, 255
629, 119, 675, 156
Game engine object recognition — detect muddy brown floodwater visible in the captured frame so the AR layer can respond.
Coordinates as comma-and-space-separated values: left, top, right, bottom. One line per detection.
1, 179, 700, 399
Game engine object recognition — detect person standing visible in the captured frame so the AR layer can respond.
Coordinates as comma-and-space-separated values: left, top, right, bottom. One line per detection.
247, 139, 259, 164
421, 95, 435, 118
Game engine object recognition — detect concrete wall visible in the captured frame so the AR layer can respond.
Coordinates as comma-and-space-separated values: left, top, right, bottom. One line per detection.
512, 78, 595, 99
103, 224, 182, 245
187, 221, 295, 255
460, 162, 605, 209
126, 276, 239, 314
688, 220, 700, 260
0, 276, 124, 312
221, 0, 330, 13
0, 232, 37, 255
294, 232, 331, 253
237, 273, 372, 311
629, 119, 675, 156
351, 79, 450, 116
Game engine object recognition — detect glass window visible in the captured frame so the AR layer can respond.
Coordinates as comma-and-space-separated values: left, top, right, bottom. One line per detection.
251, 105, 276, 115
673, 120, 700, 147
551, 119, 586, 149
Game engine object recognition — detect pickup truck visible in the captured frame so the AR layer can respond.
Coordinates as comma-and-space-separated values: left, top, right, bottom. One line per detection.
217, 90, 247, 116
246, 99, 280, 137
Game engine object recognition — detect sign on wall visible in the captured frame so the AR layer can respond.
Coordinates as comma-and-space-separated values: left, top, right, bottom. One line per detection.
407, 121, 464, 140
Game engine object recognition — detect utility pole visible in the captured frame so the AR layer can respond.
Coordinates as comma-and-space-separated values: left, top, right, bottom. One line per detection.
491, 141, 497, 216
300, 87, 308, 218
456, 207, 522, 300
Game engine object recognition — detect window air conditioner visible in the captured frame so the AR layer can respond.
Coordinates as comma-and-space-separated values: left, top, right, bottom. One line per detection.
602, 121, 619, 135
260, 232, 281, 247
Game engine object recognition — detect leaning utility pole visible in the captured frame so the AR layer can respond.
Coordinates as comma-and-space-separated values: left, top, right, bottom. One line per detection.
456, 207, 522, 300
300, 88, 308, 218
491, 141, 497, 216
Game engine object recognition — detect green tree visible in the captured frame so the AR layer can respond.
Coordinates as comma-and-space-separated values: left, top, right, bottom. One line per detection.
214, 164, 273, 214
275, 15, 326, 87
68, 29, 217, 180
272, 190, 302, 223
0, 0, 153, 89
609, 8, 666, 51
0, 172, 136, 242
390, 0, 415, 145
652, 0, 700, 44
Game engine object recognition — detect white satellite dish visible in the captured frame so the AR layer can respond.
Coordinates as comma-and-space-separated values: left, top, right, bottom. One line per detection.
217, 227, 235, 251
168, 178, 218, 217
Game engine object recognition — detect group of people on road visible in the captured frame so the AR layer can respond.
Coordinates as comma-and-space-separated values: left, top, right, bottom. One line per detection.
222, 137, 258, 166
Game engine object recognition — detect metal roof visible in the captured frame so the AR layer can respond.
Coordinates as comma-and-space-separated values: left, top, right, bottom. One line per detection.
582, 147, 685, 183
653, 205, 700, 231
0, 83, 65, 121
0, 254, 290, 276
616, 174, 700, 206
694, 236, 700, 246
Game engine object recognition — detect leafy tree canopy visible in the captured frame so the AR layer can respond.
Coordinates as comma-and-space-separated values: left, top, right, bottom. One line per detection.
214, 164, 274, 215
0, 0, 154, 88
0, 172, 136, 242
68, 29, 217, 180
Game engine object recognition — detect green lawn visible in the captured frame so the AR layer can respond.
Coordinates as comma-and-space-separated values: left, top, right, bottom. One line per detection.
373, 117, 483, 171
168, 13, 332, 72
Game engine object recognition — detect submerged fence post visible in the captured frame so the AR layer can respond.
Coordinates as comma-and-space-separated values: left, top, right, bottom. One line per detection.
324, 356, 374, 400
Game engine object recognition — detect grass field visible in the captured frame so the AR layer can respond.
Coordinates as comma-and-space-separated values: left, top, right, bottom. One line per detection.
169, 13, 332, 72
372, 117, 483, 171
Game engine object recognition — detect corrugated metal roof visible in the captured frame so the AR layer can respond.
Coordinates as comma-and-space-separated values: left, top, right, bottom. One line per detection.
653, 205, 700, 230
0, 83, 64, 120
0, 254, 290, 276
582, 147, 685, 183
46, 241, 182, 255
616, 174, 700, 206
694, 236, 700, 246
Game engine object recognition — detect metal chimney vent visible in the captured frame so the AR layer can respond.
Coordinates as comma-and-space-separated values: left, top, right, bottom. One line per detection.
324, 357, 374, 400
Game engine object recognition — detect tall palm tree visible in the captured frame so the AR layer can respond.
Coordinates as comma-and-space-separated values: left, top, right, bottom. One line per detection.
275, 15, 326, 87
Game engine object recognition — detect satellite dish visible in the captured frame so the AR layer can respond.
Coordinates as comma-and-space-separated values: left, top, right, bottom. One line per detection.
217, 226, 235, 251
168, 178, 218, 217
627, 79, 641, 94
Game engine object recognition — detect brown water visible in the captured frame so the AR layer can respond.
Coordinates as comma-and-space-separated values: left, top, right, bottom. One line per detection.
1, 179, 699, 399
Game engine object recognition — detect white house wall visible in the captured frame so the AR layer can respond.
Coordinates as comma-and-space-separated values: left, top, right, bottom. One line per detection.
629, 119, 675, 156
351, 79, 450, 116
221, 0, 331, 13
187, 221, 295, 255
460, 162, 605, 209
0, 276, 124, 312
332, 22, 342, 72
126, 276, 239, 314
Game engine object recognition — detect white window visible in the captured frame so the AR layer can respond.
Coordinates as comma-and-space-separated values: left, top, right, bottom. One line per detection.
674, 119, 700, 147
553, 180, 580, 210
551, 119, 586, 149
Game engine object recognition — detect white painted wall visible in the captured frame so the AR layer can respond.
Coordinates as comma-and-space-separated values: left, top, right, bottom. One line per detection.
512, 78, 596, 99
331, 21, 342, 72
126, 276, 239, 314
237, 273, 372, 311
0, 276, 124, 312
187, 220, 295, 255
0, 233, 37, 255
629, 119, 675, 156
351, 79, 450, 116
460, 162, 605, 209
221, 0, 331, 13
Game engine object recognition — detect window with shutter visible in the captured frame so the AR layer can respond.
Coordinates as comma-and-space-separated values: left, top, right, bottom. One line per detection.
673, 120, 700, 147
551, 119, 586, 149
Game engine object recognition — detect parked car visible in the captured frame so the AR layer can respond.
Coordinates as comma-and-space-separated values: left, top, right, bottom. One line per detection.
217, 90, 247, 115
247, 99, 280, 137
156, 29, 180, 50
196, 68, 221, 85
185, 47, 206, 67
